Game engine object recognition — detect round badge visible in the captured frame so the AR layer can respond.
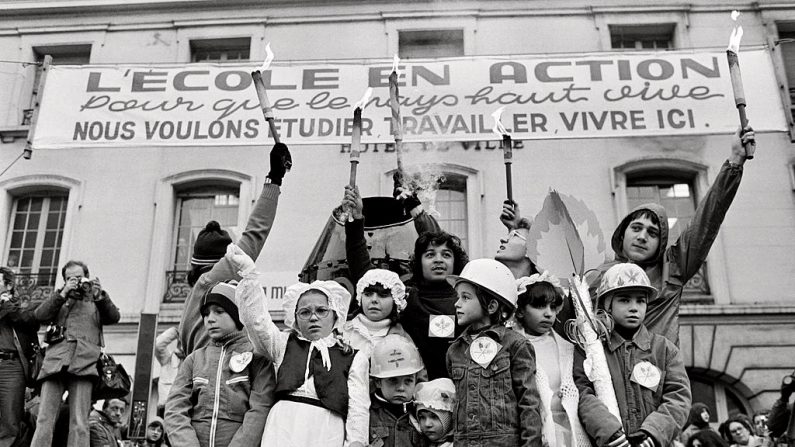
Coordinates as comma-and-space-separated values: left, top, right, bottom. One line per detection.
428, 315, 455, 338
469, 337, 500, 368
632, 361, 661, 390
230, 351, 253, 373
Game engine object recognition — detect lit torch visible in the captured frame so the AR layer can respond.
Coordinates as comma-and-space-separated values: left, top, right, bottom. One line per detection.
388, 54, 405, 172
251, 43, 281, 144
726, 11, 755, 159
338, 88, 373, 222
492, 106, 514, 202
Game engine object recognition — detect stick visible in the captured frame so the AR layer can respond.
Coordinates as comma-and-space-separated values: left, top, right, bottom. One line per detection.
24, 55, 52, 160
726, 50, 755, 159
502, 134, 513, 202
251, 70, 281, 144
388, 70, 404, 173
350, 107, 362, 187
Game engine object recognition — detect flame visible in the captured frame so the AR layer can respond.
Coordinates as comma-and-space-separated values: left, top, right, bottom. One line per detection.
259, 43, 274, 72
728, 25, 744, 53
491, 106, 510, 137
391, 54, 400, 77
353, 87, 373, 110
731, 10, 740, 21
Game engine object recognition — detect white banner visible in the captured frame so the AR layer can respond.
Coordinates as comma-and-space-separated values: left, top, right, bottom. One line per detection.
32, 49, 787, 148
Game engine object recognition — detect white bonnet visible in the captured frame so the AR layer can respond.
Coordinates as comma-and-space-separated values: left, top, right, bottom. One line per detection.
516, 270, 565, 297
283, 280, 351, 331
355, 269, 407, 313
414, 378, 456, 414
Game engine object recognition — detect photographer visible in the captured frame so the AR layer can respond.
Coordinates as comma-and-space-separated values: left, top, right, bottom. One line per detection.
0, 266, 40, 447
769, 371, 795, 446
30, 260, 120, 447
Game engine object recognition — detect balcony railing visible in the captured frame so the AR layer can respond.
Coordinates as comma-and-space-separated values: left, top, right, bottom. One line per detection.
163, 270, 191, 304
13, 272, 57, 309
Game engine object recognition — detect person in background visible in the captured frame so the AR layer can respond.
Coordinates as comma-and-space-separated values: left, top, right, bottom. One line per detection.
688, 430, 730, 447
681, 403, 719, 445
720, 415, 766, 447
769, 371, 795, 446
412, 379, 456, 447
142, 416, 168, 447
89, 398, 127, 447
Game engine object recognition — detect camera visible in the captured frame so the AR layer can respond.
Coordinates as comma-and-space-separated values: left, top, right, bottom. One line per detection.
44, 323, 66, 345
67, 278, 94, 300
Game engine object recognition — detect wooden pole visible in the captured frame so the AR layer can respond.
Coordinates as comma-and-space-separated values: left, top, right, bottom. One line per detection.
251, 70, 281, 144
726, 50, 755, 159
24, 55, 52, 160
502, 134, 513, 202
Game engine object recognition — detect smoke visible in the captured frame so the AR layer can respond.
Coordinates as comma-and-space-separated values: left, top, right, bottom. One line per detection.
399, 163, 446, 217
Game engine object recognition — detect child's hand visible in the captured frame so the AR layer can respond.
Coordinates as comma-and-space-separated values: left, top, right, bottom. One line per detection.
606, 430, 629, 447
627, 431, 654, 447
225, 243, 256, 276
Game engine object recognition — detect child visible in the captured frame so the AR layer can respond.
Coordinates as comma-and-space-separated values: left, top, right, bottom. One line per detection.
575, 263, 692, 447
368, 334, 427, 447
227, 244, 370, 447
341, 269, 411, 355
513, 272, 590, 447
164, 282, 276, 447
412, 379, 456, 447
343, 184, 469, 380
446, 258, 543, 446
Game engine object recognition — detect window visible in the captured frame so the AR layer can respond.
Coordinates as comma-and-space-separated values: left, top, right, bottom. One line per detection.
610, 24, 674, 50
776, 24, 795, 126
190, 38, 250, 62
398, 30, 464, 59
626, 172, 710, 296
4, 191, 68, 287
26, 45, 91, 125
432, 173, 469, 250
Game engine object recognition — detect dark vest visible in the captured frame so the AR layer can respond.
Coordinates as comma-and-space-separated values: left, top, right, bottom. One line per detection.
275, 333, 356, 419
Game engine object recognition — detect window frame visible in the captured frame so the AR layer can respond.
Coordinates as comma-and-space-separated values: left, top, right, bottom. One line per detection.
175, 26, 264, 64
385, 17, 475, 60
398, 29, 465, 59
612, 158, 731, 304
594, 12, 689, 51
189, 37, 252, 63
609, 23, 676, 51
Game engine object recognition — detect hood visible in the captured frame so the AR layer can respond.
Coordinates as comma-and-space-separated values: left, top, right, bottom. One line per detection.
611, 203, 669, 265
147, 416, 165, 428
686, 402, 710, 429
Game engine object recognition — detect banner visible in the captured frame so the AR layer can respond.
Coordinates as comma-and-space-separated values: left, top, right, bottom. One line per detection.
32, 49, 787, 148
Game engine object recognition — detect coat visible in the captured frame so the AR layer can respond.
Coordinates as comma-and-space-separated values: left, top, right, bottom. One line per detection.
368, 394, 428, 447
586, 161, 743, 346
34, 290, 119, 380
178, 183, 280, 356
164, 331, 275, 447
89, 409, 121, 447
446, 324, 543, 447
574, 325, 692, 447
0, 298, 40, 384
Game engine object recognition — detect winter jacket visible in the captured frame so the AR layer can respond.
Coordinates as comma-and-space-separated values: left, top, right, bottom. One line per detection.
574, 325, 692, 447
34, 289, 120, 380
446, 324, 543, 447
587, 161, 743, 346
89, 409, 121, 447
0, 298, 40, 384
345, 213, 462, 380
369, 394, 428, 447
178, 184, 280, 356
164, 331, 275, 447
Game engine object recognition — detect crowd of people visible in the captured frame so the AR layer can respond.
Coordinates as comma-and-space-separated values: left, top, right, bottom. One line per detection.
0, 127, 792, 447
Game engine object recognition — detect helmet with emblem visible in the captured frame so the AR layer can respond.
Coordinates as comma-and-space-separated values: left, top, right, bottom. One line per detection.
596, 263, 658, 309
370, 334, 424, 378
446, 258, 518, 310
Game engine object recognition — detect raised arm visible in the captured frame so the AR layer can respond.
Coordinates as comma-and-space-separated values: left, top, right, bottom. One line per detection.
343, 185, 374, 284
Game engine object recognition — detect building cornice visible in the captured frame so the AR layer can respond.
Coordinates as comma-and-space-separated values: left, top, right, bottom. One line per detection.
681, 304, 795, 325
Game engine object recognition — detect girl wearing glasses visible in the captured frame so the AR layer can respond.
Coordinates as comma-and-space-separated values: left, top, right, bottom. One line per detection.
227, 244, 370, 447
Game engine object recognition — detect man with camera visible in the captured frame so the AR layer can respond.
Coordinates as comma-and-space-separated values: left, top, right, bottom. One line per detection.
769, 371, 795, 447
30, 260, 120, 447
0, 266, 40, 447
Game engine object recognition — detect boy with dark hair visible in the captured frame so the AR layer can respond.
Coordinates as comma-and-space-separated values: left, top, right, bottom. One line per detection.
575, 263, 691, 447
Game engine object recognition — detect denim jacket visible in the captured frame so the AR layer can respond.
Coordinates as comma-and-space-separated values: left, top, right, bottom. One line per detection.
446, 324, 543, 447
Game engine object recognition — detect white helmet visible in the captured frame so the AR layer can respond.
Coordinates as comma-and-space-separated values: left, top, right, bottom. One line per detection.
370, 334, 424, 378
446, 258, 518, 309
596, 263, 658, 309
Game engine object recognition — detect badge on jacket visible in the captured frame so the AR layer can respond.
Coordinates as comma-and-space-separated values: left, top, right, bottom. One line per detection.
229, 351, 253, 373
470, 337, 501, 369
631, 361, 661, 390
428, 315, 455, 338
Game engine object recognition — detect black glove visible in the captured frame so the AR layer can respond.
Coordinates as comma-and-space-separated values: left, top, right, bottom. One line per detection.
392, 170, 421, 213
267, 143, 292, 186
627, 431, 654, 447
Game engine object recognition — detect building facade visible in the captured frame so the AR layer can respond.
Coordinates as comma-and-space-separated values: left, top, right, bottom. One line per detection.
1, 0, 794, 423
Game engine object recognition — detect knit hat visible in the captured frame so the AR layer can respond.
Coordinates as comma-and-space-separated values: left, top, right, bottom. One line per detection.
191, 221, 232, 268
201, 282, 243, 330
414, 378, 456, 435
356, 269, 407, 313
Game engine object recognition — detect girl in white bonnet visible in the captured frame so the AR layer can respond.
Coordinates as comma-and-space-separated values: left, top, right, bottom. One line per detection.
226, 244, 369, 447
341, 269, 413, 355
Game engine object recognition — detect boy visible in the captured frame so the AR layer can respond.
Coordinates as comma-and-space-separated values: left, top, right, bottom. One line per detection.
575, 263, 691, 447
413, 379, 456, 447
369, 334, 427, 447
165, 282, 276, 447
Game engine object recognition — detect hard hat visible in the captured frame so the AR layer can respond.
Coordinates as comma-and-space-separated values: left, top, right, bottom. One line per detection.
414, 378, 456, 413
596, 263, 658, 307
370, 334, 424, 378
446, 258, 518, 309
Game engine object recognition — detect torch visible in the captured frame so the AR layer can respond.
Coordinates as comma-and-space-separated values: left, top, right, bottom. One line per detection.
492, 106, 514, 203
726, 11, 755, 159
388, 54, 405, 173
338, 88, 373, 223
251, 43, 281, 144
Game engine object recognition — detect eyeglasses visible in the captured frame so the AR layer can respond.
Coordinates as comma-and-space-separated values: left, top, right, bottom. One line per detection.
296, 306, 332, 321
